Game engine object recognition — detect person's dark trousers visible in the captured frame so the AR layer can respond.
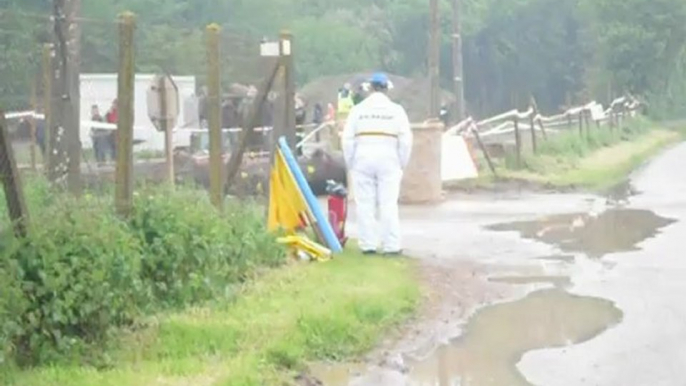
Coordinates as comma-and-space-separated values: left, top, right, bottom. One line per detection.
38, 142, 46, 160
93, 136, 107, 164
109, 133, 117, 160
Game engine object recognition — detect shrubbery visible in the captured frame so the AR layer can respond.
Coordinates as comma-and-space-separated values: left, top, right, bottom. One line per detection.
2, 196, 146, 365
130, 187, 284, 306
0, 181, 284, 367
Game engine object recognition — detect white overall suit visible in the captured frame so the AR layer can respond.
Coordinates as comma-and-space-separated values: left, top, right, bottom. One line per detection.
342, 92, 413, 253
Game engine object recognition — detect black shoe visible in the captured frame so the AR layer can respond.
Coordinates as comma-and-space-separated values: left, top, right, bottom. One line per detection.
383, 250, 403, 256
362, 250, 377, 255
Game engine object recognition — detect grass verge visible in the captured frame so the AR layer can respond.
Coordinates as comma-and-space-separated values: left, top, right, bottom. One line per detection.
450, 118, 683, 191
3, 251, 419, 386
501, 129, 680, 189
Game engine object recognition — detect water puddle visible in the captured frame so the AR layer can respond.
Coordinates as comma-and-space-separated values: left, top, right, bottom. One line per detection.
407, 289, 622, 386
487, 209, 675, 258
488, 275, 571, 288
309, 289, 621, 386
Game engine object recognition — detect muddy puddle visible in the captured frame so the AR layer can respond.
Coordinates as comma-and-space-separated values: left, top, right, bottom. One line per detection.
488, 275, 571, 288
487, 208, 675, 258
310, 289, 621, 386
406, 289, 622, 386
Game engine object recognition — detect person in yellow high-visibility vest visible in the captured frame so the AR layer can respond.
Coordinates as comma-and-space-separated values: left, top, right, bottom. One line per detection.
335, 83, 355, 150
337, 83, 354, 120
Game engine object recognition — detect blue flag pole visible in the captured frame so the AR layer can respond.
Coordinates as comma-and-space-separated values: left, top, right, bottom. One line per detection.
277, 137, 343, 253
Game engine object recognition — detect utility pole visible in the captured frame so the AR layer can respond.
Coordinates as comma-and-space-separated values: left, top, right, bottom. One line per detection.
452, 0, 465, 122
429, 0, 441, 119
51, 0, 82, 194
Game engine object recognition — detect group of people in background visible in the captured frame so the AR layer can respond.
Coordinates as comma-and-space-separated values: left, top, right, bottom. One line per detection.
13, 98, 118, 166
90, 99, 118, 165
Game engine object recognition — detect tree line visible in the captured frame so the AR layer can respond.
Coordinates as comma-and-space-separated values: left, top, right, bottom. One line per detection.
1, 0, 685, 118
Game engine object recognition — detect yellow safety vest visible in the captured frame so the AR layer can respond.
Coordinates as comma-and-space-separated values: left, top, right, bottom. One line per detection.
337, 92, 354, 118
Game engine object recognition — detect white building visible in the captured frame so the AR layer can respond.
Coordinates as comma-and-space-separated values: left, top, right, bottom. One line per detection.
80, 73, 198, 152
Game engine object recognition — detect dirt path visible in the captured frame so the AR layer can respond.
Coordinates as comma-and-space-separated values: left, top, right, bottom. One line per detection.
307, 143, 686, 385
308, 191, 606, 384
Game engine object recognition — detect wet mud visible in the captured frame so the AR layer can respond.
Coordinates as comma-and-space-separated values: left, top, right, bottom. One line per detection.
311, 289, 622, 386
406, 289, 622, 386
487, 208, 676, 258
487, 275, 571, 288
604, 179, 639, 205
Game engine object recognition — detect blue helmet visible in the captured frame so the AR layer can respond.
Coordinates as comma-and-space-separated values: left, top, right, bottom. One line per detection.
369, 72, 390, 87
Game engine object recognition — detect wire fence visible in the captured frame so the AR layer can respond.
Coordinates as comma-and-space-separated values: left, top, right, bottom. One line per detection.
442, 94, 643, 175
1, 5, 647, 237
0, 7, 317, 237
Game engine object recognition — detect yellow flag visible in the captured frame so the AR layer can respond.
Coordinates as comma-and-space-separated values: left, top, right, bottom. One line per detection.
267, 149, 309, 233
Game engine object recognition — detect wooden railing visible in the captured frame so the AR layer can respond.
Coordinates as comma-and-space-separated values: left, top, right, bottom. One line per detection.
444, 94, 642, 175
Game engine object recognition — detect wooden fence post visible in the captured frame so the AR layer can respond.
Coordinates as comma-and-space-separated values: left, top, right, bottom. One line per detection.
30, 81, 38, 171
530, 97, 547, 141
513, 116, 522, 168
617, 103, 625, 132
610, 108, 616, 131
0, 110, 29, 238
42, 44, 52, 175
529, 110, 537, 154
206, 23, 223, 211
472, 128, 497, 178
159, 75, 174, 187
578, 111, 583, 137
64, 0, 83, 197
115, 12, 136, 218
224, 62, 280, 191
280, 30, 297, 151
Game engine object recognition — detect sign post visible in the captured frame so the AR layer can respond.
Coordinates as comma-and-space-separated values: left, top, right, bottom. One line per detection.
147, 74, 179, 186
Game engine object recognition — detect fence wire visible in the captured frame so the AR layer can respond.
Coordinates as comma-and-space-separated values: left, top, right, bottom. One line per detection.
1, 6, 286, 207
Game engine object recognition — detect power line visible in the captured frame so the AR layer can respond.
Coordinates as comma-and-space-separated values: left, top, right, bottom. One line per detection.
0, 7, 116, 25
0, 7, 262, 38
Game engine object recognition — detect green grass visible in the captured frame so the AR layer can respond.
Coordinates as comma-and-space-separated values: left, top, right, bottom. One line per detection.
3, 250, 419, 386
457, 118, 683, 191
503, 129, 678, 189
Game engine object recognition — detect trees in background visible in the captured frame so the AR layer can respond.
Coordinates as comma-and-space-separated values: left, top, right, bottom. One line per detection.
1, 0, 685, 118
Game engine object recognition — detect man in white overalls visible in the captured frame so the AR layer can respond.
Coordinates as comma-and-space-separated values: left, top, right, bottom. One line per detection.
341, 73, 413, 255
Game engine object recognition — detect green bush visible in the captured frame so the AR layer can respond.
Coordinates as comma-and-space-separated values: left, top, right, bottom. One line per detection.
2, 196, 146, 365
130, 186, 285, 307
0, 178, 284, 366
0, 259, 27, 366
